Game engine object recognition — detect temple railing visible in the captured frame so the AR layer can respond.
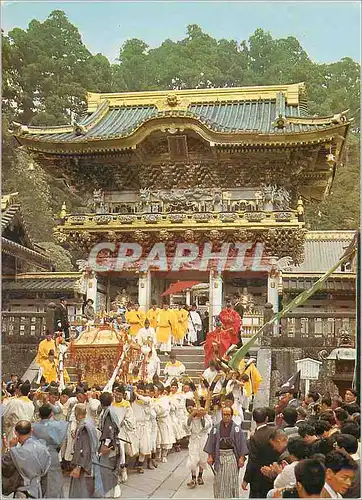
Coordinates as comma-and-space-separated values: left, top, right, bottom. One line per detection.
62, 209, 301, 229
275, 311, 356, 347
2, 312, 47, 343
2, 311, 84, 342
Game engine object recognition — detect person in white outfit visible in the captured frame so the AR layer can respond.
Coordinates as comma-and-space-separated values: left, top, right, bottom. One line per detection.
185, 399, 212, 488
187, 304, 202, 345
63, 388, 101, 469
163, 352, 186, 386
2, 381, 34, 441
169, 379, 188, 451
112, 384, 136, 483
131, 382, 152, 473
146, 383, 159, 470
136, 318, 157, 346
202, 360, 225, 394
154, 384, 176, 462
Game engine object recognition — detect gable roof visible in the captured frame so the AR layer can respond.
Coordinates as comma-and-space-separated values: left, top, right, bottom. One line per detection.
287, 231, 356, 274
1, 194, 53, 270
12, 83, 350, 151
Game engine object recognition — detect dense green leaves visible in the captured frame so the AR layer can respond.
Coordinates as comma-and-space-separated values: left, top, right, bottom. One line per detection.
2, 11, 360, 271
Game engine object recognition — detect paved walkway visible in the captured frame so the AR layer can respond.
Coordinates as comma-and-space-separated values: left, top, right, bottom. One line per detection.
64, 449, 250, 498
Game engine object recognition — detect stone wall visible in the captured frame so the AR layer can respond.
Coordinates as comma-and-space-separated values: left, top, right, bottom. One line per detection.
2, 343, 38, 380
269, 346, 339, 406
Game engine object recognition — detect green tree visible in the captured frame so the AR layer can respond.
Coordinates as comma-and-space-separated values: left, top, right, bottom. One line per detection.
306, 133, 360, 230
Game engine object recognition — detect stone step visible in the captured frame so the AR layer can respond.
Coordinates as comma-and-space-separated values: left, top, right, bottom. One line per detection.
160, 354, 205, 363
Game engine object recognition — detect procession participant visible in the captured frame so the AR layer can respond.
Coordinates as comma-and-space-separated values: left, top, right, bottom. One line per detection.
143, 343, 161, 383
185, 399, 212, 488
2, 381, 34, 441
40, 349, 58, 384
98, 392, 121, 498
204, 405, 248, 498
112, 384, 136, 481
128, 366, 141, 385
69, 403, 102, 498
32, 405, 68, 498
219, 298, 241, 346
154, 383, 176, 463
2, 420, 51, 499
125, 303, 144, 337
135, 301, 146, 326
136, 318, 157, 346
83, 298, 95, 322
223, 393, 244, 425
203, 316, 235, 367
156, 302, 175, 354
63, 387, 101, 470
226, 371, 248, 416
182, 380, 194, 400
131, 382, 152, 473
54, 298, 70, 341
146, 300, 159, 329
33, 386, 64, 421
202, 360, 225, 394
173, 303, 189, 347
145, 383, 158, 470
187, 303, 202, 345
212, 393, 242, 426
58, 388, 72, 420
163, 352, 186, 386
169, 378, 188, 452
36, 331, 57, 371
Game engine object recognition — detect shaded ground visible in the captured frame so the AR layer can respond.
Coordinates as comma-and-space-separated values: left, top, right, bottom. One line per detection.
63, 449, 250, 498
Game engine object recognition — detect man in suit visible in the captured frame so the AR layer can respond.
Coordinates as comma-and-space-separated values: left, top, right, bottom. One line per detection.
54, 298, 70, 341
242, 407, 279, 498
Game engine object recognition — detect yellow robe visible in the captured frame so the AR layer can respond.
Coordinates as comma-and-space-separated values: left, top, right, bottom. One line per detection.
125, 310, 143, 336
36, 339, 57, 368
156, 309, 175, 343
137, 308, 146, 326
173, 309, 188, 341
146, 308, 160, 329
41, 359, 57, 383
112, 400, 131, 409
238, 361, 263, 396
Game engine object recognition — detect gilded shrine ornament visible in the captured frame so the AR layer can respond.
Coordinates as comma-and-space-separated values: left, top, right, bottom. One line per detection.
166, 94, 179, 107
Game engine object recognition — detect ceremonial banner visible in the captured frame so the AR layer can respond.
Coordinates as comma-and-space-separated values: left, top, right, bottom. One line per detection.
229, 244, 357, 371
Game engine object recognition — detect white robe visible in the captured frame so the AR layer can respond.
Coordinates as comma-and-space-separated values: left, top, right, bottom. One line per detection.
185, 414, 212, 471
146, 355, 161, 382
149, 399, 158, 454
163, 361, 186, 386
202, 368, 225, 393
2, 397, 34, 440
154, 395, 175, 449
131, 394, 152, 456
170, 392, 188, 441
136, 326, 157, 346
64, 397, 101, 462
112, 401, 136, 461
187, 311, 202, 343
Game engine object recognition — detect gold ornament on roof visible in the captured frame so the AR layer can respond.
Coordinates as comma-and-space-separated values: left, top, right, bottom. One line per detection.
166, 94, 179, 107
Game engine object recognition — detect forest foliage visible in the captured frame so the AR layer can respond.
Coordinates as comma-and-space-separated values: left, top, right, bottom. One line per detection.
2, 11, 360, 269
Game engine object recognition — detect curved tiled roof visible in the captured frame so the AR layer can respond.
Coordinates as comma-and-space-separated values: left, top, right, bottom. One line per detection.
288, 231, 356, 273
14, 91, 348, 144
